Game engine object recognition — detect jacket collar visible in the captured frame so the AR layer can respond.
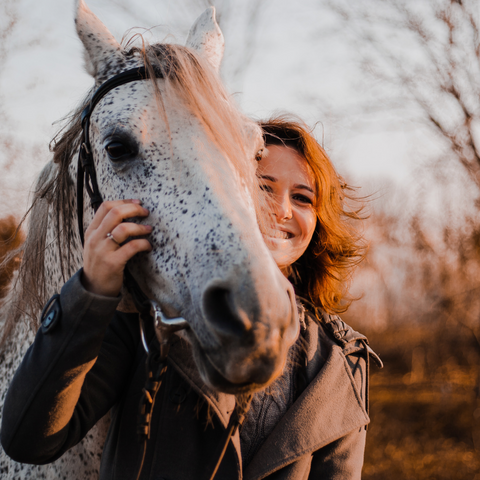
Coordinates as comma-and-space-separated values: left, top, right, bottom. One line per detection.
243, 314, 370, 480
244, 345, 369, 479
167, 314, 372, 480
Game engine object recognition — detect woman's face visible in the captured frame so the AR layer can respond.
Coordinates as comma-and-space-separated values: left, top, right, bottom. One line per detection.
258, 144, 317, 272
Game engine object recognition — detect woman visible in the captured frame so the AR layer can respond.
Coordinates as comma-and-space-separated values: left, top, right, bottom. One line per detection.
1, 115, 380, 479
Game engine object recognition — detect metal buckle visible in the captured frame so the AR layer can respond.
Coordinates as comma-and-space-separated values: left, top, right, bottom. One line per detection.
139, 300, 188, 358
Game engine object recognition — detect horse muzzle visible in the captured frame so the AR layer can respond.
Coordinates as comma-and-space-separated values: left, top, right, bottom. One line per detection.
195, 272, 299, 393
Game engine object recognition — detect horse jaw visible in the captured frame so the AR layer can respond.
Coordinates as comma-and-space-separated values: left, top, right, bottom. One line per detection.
186, 7, 225, 72
75, 0, 124, 83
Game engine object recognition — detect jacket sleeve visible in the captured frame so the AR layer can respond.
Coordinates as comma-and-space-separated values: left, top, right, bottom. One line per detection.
308, 427, 367, 479
0, 269, 139, 465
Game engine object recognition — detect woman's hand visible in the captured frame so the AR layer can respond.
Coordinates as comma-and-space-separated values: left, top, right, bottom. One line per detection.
82, 199, 152, 297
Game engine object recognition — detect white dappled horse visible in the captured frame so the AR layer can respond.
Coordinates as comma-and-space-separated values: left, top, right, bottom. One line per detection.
0, 1, 297, 478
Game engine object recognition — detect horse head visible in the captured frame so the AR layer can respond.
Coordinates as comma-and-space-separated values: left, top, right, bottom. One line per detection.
72, 0, 298, 394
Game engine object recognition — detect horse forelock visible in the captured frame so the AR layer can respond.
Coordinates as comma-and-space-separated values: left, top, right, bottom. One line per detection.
138, 42, 263, 184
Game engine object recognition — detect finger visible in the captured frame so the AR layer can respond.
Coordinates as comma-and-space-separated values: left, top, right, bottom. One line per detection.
87, 199, 143, 234
109, 223, 153, 244
113, 239, 153, 265
94, 203, 149, 239
89, 203, 149, 243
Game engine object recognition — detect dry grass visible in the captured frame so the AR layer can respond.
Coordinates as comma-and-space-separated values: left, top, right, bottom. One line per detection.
359, 324, 480, 480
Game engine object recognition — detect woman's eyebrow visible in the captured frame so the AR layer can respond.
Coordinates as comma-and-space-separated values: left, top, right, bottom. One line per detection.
259, 176, 315, 194
258, 174, 276, 182
294, 184, 315, 194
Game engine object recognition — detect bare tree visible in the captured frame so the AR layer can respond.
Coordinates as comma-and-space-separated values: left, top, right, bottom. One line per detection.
0, 1, 24, 204
322, 0, 480, 195
0, 0, 47, 217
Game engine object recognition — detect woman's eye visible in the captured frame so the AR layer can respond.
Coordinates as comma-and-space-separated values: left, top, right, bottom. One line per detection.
255, 149, 264, 162
260, 184, 273, 194
293, 194, 313, 205
105, 142, 132, 161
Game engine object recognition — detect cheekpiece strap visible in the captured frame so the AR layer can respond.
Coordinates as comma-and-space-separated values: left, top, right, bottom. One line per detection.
76, 66, 164, 247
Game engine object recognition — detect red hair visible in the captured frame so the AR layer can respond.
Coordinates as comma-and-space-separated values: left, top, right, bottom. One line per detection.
259, 115, 366, 314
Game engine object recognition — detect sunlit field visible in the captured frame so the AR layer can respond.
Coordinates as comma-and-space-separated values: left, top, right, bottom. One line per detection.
358, 324, 480, 480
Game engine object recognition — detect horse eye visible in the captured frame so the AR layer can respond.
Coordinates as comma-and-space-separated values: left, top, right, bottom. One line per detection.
105, 142, 131, 161
255, 149, 264, 162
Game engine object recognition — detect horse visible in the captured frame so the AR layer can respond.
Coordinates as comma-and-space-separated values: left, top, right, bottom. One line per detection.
0, 1, 298, 478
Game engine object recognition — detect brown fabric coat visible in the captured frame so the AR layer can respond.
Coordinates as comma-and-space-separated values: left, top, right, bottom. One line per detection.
1, 270, 381, 479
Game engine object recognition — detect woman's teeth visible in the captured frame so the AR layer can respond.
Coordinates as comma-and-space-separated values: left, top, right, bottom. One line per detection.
269, 229, 292, 239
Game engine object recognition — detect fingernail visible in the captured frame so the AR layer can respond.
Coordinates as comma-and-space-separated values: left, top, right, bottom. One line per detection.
145, 225, 153, 231
132, 199, 143, 204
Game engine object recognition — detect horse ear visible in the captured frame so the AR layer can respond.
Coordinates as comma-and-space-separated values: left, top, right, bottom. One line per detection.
75, 0, 123, 82
186, 7, 224, 73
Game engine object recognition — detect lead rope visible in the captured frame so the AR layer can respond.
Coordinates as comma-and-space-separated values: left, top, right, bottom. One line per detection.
133, 313, 250, 480
135, 313, 169, 480
206, 394, 253, 480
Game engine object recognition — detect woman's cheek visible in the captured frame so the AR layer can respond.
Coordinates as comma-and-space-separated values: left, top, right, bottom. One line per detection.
302, 210, 317, 245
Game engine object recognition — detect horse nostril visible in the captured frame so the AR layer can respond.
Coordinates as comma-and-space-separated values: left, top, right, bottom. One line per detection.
202, 285, 251, 338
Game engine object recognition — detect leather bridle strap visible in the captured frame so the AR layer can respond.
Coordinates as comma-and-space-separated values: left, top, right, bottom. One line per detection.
76, 65, 241, 480
77, 66, 164, 248
76, 66, 165, 318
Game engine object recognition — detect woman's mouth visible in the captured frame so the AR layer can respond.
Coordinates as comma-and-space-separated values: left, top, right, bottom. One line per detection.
266, 229, 294, 240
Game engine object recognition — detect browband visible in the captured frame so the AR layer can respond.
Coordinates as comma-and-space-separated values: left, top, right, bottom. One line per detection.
80, 66, 164, 127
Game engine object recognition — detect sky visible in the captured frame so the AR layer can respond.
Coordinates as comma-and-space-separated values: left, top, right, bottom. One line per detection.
0, 0, 430, 217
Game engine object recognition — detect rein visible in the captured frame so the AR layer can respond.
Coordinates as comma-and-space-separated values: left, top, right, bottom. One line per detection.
76, 66, 245, 480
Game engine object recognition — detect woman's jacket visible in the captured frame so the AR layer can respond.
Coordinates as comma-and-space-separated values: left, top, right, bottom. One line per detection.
1, 270, 381, 480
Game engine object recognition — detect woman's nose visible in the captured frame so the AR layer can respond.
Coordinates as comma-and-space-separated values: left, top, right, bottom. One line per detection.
273, 193, 292, 221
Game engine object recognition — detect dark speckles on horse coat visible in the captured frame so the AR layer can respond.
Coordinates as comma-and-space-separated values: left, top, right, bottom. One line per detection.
0, 2, 297, 479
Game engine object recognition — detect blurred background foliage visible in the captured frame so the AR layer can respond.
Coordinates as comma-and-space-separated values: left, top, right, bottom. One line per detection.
332, 1, 480, 477
1, 0, 479, 478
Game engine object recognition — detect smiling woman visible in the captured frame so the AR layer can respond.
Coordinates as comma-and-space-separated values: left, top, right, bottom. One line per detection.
258, 144, 317, 272
234, 116, 383, 476
259, 115, 366, 313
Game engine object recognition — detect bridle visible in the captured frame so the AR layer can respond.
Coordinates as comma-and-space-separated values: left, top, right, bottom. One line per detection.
77, 65, 188, 344
76, 65, 249, 480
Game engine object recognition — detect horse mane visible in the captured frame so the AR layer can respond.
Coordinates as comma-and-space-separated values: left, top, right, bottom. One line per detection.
0, 39, 260, 348
0, 162, 61, 345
